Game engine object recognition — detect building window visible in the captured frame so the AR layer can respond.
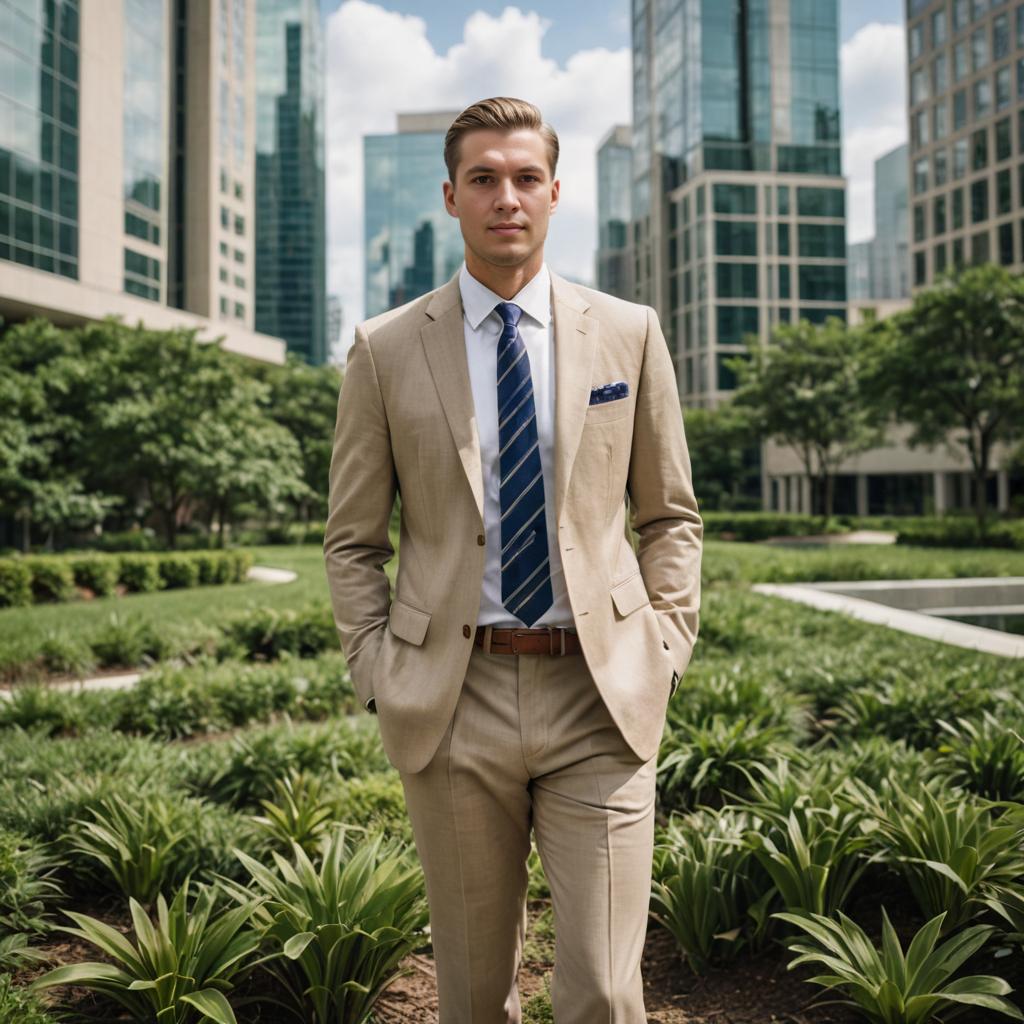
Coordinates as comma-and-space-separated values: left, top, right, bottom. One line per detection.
914, 203, 927, 242
234, 247, 244, 263
779, 264, 791, 299
798, 223, 846, 258
234, 301, 245, 318
999, 221, 1015, 264
996, 65, 1011, 110
971, 178, 989, 222
777, 185, 790, 215
233, 213, 244, 235
913, 109, 930, 149
798, 264, 847, 302
716, 306, 759, 345
953, 0, 968, 33
219, 296, 228, 314
933, 53, 948, 95
233, 274, 245, 288
934, 195, 947, 235
712, 184, 757, 215
220, 168, 228, 193
234, 180, 243, 200
994, 13, 1010, 59
1018, 57, 1024, 100
715, 263, 759, 298
971, 230, 990, 264
1019, 3, 1024, 47
973, 127, 989, 170
935, 241, 948, 274
996, 117, 1012, 160
952, 187, 965, 229
220, 205, 229, 228
934, 102, 949, 141
953, 237, 965, 267
219, 266, 228, 282
715, 221, 758, 256
796, 187, 845, 217
998, 167, 1012, 213
914, 250, 926, 286
911, 67, 929, 106
974, 75, 992, 117
219, 241, 229, 256
778, 222, 791, 256
933, 7, 948, 45
935, 147, 950, 185
914, 157, 929, 194
910, 22, 924, 61
954, 89, 968, 131
954, 138, 968, 178
971, 27, 989, 71
954, 40, 968, 81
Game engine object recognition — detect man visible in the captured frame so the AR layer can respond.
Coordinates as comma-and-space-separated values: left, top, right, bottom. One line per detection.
324, 96, 702, 1023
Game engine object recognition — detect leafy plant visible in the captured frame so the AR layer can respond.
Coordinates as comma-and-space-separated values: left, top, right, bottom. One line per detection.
774, 906, 1023, 1022
64, 791, 194, 905
250, 769, 335, 857
844, 779, 1024, 933
650, 807, 773, 971
935, 710, 1024, 802
218, 824, 428, 1024
28, 876, 264, 1024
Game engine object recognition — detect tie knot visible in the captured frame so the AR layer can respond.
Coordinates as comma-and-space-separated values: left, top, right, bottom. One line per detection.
495, 301, 523, 329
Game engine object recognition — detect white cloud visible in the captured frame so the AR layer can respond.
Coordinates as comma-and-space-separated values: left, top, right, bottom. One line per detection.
324, 1, 631, 343
841, 21, 907, 244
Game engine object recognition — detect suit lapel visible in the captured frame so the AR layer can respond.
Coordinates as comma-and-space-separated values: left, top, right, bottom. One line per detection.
550, 270, 597, 528
419, 267, 597, 529
420, 273, 485, 522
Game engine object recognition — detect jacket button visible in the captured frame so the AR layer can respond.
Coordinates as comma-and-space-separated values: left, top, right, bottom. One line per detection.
477, 534, 485, 545
463, 624, 471, 637
663, 640, 670, 649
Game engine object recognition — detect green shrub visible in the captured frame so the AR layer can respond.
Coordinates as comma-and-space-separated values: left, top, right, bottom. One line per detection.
331, 771, 410, 843
219, 825, 429, 1024
219, 604, 336, 661
37, 630, 97, 677
158, 553, 200, 589
774, 906, 1023, 1022
22, 558, 74, 603
0, 975, 60, 1024
897, 516, 1024, 549
69, 555, 119, 597
0, 561, 31, 608
89, 612, 170, 667
117, 554, 163, 593
29, 876, 264, 1024
703, 513, 848, 542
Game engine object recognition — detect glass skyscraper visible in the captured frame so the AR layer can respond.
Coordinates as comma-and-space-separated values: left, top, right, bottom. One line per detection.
0, 0, 284, 365
906, 0, 1024, 287
363, 111, 465, 318
0, 0, 80, 279
596, 124, 634, 299
632, 0, 848, 406
253, 0, 326, 365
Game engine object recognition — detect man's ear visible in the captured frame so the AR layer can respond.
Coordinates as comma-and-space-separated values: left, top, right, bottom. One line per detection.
549, 177, 560, 214
443, 180, 458, 218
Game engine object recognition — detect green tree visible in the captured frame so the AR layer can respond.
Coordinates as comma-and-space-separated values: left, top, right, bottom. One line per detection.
683, 404, 762, 511
728, 317, 887, 519
876, 264, 1024, 528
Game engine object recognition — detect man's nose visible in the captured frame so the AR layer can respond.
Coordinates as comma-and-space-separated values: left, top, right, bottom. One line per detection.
494, 179, 520, 209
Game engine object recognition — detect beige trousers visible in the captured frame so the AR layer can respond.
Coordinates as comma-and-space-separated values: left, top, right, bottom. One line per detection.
397, 641, 658, 1024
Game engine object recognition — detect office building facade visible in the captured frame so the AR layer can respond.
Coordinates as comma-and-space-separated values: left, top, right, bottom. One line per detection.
907, 0, 1024, 286
0, 0, 283, 362
363, 111, 464, 318
631, 0, 848, 408
253, 0, 326, 364
596, 124, 634, 299
872, 143, 911, 297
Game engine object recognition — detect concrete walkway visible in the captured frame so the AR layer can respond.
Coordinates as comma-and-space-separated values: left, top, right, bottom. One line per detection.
0, 565, 299, 701
761, 529, 897, 546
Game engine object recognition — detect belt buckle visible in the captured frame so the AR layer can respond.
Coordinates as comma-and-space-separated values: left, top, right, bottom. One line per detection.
546, 625, 566, 656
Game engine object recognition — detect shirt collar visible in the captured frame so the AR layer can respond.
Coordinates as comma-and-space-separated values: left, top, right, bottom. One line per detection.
459, 261, 551, 332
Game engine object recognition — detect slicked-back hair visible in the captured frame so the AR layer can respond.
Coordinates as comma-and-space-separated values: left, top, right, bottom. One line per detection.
444, 97, 559, 184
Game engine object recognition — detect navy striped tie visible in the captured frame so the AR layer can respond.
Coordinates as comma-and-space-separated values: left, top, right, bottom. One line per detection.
494, 301, 553, 626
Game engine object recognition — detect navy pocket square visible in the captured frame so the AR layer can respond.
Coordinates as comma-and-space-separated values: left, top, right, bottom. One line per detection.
589, 380, 629, 405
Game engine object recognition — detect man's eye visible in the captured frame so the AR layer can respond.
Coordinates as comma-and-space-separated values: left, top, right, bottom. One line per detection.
472, 175, 492, 183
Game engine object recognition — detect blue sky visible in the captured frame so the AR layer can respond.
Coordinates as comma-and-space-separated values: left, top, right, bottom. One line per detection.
320, 0, 902, 58
320, 1, 907, 342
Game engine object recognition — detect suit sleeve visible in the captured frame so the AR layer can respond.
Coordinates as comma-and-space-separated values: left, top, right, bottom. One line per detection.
626, 305, 704, 688
323, 323, 397, 714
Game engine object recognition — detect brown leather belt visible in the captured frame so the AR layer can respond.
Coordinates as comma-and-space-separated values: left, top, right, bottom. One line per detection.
474, 625, 582, 656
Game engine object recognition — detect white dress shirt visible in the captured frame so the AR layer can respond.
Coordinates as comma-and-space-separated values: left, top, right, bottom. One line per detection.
458, 261, 575, 628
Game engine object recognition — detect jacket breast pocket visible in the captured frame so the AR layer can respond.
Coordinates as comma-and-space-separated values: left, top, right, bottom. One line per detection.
388, 598, 432, 645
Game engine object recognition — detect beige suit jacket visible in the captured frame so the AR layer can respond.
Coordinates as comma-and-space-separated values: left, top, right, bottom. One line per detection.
323, 268, 703, 775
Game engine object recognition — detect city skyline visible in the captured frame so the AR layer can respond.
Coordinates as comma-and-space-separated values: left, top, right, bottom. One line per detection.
324, 0, 906, 328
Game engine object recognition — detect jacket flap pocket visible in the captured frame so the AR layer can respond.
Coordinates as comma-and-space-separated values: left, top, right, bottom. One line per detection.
388, 598, 431, 645
610, 572, 650, 617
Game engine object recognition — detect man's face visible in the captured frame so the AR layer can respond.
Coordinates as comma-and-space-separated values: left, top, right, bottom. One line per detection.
442, 128, 560, 270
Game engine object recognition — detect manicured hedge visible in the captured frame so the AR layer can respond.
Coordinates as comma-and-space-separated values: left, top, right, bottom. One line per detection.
701, 513, 849, 542
0, 550, 255, 608
895, 516, 1024, 549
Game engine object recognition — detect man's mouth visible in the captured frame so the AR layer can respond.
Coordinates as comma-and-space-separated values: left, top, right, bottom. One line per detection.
490, 225, 525, 235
